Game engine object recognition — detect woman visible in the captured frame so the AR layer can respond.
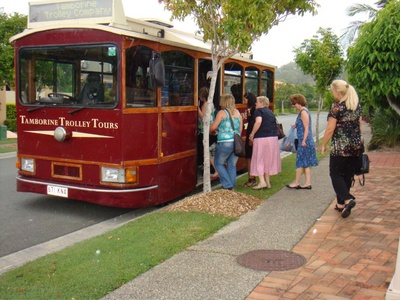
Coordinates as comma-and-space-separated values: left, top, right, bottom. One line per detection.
321, 80, 363, 218
286, 94, 318, 189
243, 92, 257, 187
249, 96, 281, 189
210, 94, 243, 190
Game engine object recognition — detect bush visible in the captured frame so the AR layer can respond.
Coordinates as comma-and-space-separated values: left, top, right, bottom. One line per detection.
4, 119, 17, 131
369, 108, 400, 150
6, 103, 16, 119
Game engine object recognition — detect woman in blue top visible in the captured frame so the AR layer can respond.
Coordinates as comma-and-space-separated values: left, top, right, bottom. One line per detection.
210, 94, 243, 190
286, 94, 318, 190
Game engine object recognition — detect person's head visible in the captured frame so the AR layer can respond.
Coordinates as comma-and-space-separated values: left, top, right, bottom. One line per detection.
220, 94, 236, 111
290, 94, 307, 107
331, 79, 359, 110
198, 87, 209, 102
256, 96, 269, 108
244, 92, 257, 108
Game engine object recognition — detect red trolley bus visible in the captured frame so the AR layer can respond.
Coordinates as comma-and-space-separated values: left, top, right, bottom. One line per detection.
11, 0, 275, 208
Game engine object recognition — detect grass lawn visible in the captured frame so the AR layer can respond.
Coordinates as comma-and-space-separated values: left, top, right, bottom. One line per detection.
0, 138, 17, 153
0, 149, 324, 299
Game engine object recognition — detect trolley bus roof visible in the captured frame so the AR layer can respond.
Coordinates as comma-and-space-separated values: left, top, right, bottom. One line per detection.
10, 0, 275, 69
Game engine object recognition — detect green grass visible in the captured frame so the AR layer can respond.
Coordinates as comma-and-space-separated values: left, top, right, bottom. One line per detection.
0, 211, 233, 299
0, 149, 324, 299
0, 138, 17, 153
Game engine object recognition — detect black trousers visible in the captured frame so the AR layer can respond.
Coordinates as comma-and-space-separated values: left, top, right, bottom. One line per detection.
329, 155, 359, 205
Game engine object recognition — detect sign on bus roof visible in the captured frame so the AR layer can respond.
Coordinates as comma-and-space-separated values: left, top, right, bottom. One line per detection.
28, 0, 128, 29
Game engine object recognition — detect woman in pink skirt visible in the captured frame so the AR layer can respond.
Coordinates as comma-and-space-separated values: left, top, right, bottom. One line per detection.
249, 96, 282, 189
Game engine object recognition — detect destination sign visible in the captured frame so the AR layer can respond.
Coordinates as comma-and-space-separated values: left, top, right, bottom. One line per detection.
29, 0, 113, 23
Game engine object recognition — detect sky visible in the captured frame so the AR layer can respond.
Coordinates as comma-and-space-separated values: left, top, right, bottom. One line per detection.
1, 0, 378, 67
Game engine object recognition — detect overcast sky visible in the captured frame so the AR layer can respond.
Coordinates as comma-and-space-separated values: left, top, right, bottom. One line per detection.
2, 0, 378, 67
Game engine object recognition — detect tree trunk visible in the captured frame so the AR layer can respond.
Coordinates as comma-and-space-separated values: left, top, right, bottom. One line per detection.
315, 93, 323, 146
202, 60, 219, 193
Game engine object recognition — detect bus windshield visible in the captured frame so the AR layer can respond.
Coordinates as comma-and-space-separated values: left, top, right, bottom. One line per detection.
19, 44, 118, 108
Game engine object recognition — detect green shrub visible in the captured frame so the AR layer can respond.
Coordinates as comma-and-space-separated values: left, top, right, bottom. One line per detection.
4, 119, 17, 131
6, 103, 16, 120
369, 108, 400, 149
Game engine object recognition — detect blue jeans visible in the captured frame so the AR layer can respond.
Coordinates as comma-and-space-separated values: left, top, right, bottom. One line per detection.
214, 142, 238, 189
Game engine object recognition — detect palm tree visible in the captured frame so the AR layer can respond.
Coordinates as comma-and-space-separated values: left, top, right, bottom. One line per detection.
341, 0, 390, 48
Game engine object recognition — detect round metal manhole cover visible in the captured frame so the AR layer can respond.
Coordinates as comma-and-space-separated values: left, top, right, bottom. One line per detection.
237, 250, 307, 271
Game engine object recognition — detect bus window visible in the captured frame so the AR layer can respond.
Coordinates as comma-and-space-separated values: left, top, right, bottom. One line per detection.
19, 44, 117, 107
245, 66, 259, 95
224, 62, 243, 104
125, 46, 157, 108
261, 69, 274, 102
161, 51, 194, 107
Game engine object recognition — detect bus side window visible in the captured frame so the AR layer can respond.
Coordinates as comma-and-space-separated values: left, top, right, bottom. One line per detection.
125, 46, 156, 108
161, 50, 194, 107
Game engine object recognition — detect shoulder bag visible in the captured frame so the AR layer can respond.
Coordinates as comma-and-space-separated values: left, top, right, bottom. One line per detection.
226, 110, 246, 157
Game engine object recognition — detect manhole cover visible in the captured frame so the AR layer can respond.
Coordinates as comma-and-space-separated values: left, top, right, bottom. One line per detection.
237, 250, 307, 271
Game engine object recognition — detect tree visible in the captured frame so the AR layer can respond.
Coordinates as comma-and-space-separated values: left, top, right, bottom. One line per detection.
0, 12, 27, 89
347, 0, 400, 116
293, 27, 344, 145
341, 0, 389, 49
159, 0, 319, 192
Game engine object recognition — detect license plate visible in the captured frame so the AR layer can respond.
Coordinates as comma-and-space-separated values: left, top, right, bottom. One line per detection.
47, 185, 68, 198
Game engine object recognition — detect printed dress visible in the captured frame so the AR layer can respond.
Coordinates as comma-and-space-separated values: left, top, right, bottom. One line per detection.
295, 109, 318, 169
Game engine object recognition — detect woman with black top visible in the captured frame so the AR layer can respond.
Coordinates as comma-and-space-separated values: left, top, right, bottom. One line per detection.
249, 96, 282, 190
243, 92, 257, 187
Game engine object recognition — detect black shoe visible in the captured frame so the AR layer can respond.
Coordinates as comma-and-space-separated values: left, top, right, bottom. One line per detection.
286, 184, 300, 189
341, 199, 356, 218
299, 185, 312, 190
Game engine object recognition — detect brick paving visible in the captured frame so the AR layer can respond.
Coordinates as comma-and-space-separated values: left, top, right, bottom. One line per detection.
246, 151, 400, 300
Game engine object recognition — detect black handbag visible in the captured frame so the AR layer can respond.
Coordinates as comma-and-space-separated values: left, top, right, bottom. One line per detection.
352, 154, 370, 186
226, 110, 246, 157
276, 122, 285, 140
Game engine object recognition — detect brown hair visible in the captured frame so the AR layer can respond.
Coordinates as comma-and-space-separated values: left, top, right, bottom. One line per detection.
290, 94, 307, 106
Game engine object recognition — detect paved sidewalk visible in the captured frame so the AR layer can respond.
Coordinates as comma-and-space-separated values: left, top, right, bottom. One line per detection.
246, 151, 400, 299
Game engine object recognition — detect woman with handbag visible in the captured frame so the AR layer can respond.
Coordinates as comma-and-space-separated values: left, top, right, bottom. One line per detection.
286, 94, 318, 190
321, 80, 364, 218
209, 94, 243, 190
249, 96, 282, 190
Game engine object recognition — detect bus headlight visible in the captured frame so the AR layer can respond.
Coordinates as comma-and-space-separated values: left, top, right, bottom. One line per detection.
101, 167, 125, 183
21, 158, 35, 173
101, 167, 138, 184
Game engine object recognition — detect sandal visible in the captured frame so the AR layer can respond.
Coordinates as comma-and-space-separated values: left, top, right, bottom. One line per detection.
244, 179, 257, 187
334, 205, 344, 212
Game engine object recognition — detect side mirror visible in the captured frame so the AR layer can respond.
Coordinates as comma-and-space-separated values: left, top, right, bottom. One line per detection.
149, 52, 165, 87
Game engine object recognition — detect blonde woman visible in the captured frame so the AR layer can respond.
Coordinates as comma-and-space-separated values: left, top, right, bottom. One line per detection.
249, 96, 281, 189
210, 94, 243, 190
321, 80, 363, 218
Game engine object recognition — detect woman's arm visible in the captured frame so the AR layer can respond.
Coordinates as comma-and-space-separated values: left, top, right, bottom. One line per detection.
210, 110, 224, 132
300, 110, 310, 147
249, 116, 262, 142
321, 117, 337, 154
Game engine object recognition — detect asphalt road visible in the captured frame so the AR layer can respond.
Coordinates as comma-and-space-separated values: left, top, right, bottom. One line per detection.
0, 155, 135, 257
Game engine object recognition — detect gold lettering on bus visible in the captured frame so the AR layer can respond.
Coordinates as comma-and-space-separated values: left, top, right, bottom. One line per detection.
19, 115, 118, 129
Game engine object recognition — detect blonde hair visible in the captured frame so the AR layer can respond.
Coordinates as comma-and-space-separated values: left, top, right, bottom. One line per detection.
331, 80, 359, 111
220, 94, 236, 114
257, 96, 270, 107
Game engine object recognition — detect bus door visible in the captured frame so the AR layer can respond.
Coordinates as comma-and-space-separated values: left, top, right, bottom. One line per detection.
158, 50, 197, 201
